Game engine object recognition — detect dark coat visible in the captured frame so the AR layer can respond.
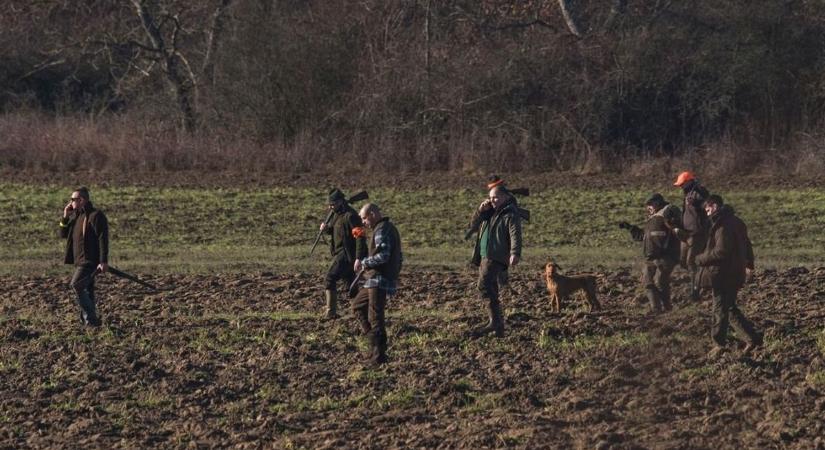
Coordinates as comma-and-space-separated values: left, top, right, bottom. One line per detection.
325, 205, 367, 263
630, 203, 682, 262
681, 181, 710, 236
59, 205, 109, 266
696, 206, 754, 291
470, 200, 522, 267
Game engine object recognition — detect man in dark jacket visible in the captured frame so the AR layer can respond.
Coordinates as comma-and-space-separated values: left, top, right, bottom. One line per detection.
467, 186, 522, 338
58, 187, 109, 327
673, 171, 711, 302
319, 188, 367, 319
352, 203, 402, 366
621, 193, 682, 313
695, 195, 762, 356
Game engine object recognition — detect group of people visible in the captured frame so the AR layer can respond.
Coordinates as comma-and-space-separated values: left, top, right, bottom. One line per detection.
620, 172, 762, 356
59, 172, 762, 368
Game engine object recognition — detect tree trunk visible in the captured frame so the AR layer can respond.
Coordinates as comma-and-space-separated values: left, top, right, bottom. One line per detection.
557, 0, 583, 38
132, 0, 199, 132
203, 0, 233, 86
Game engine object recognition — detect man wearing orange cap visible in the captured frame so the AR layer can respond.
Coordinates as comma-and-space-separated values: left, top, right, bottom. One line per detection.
673, 171, 710, 302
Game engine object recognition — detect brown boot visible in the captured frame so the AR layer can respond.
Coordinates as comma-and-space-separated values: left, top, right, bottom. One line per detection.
323, 289, 339, 319
363, 329, 387, 367
645, 288, 662, 314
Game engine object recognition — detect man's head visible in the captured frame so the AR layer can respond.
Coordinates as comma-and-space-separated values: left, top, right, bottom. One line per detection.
359, 203, 383, 229
488, 186, 511, 209
71, 187, 90, 210
645, 193, 665, 215
328, 188, 346, 211
703, 194, 723, 216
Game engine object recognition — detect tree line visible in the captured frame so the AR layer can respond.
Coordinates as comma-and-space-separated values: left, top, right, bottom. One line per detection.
2, 0, 824, 175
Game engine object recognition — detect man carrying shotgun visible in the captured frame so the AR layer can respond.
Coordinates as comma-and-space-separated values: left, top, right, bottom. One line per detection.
59, 187, 108, 327
317, 188, 368, 319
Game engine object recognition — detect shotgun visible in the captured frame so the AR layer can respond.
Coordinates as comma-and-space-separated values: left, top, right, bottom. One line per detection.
348, 268, 365, 298
309, 190, 369, 256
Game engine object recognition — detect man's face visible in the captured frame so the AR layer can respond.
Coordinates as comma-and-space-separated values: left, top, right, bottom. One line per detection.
360, 211, 375, 229
328, 199, 343, 211
489, 188, 508, 209
646, 205, 656, 216
70, 192, 87, 210
704, 202, 718, 217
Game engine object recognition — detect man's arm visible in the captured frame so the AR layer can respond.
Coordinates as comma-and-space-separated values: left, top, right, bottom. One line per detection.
696, 227, 731, 266
508, 213, 522, 261
362, 227, 392, 268
96, 212, 110, 264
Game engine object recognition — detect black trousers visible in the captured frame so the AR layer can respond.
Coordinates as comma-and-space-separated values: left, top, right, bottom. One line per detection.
478, 259, 506, 304
70, 264, 98, 324
325, 252, 355, 291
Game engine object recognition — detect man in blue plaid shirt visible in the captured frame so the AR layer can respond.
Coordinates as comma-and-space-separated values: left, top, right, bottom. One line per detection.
352, 203, 403, 366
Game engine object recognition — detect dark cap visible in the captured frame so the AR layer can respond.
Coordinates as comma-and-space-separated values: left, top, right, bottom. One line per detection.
645, 193, 665, 207
328, 188, 346, 203
703, 194, 724, 207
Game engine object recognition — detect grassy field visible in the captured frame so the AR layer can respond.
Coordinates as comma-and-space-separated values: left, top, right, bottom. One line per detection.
1, 183, 823, 275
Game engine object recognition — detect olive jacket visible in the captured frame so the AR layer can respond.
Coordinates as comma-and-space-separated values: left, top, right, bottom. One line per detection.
469, 200, 523, 267
325, 205, 367, 263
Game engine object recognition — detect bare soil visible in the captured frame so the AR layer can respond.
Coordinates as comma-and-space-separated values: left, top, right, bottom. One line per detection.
2, 267, 824, 448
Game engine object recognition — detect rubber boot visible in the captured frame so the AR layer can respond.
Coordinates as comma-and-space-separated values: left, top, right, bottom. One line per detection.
469, 299, 505, 338
77, 289, 101, 327
363, 329, 388, 367
645, 288, 662, 314
690, 269, 701, 302
660, 286, 673, 312
324, 289, 339, 319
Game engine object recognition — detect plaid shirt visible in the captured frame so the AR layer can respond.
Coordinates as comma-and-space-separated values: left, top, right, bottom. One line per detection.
360, 219, 402, 295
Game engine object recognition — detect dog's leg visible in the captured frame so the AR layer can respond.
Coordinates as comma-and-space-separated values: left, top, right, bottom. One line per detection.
586, 278, 601, 312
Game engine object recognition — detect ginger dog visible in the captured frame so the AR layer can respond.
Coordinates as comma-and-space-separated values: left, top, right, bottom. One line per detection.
544, 261, 601, 313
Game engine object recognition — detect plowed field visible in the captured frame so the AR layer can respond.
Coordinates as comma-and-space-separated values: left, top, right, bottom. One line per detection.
2, 267, 824, 448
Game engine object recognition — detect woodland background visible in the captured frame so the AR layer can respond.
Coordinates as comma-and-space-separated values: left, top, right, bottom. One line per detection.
2, 0, 825, 177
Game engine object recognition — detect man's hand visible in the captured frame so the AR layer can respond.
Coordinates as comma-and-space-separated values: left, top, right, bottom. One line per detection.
479, 200, 492, 212
509, 255, 519, 266
745, 267, 754, 283
319, 222, 327, 231
354, 259, 363, 272
96, 263, 108, 273
63, 201, 74, 219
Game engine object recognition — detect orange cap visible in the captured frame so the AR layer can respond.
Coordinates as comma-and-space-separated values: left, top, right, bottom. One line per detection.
673, 171, 696, 187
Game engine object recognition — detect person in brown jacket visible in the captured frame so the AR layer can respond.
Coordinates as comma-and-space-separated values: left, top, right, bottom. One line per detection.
352, 203, 402, 366
467, 186, 522, 338
695, 194, 762, 356
673, 171, 711, 302
58, 187, 109, 327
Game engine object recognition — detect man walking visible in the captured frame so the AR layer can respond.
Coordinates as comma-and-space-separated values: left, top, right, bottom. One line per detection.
621, 193, 682, 313
319, 188, 367, 319
59, 187, 109, 327
695, 195, 762, 356
467, 185, 522, 338
673, 171, 711, 302
352, 203, 402, 366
